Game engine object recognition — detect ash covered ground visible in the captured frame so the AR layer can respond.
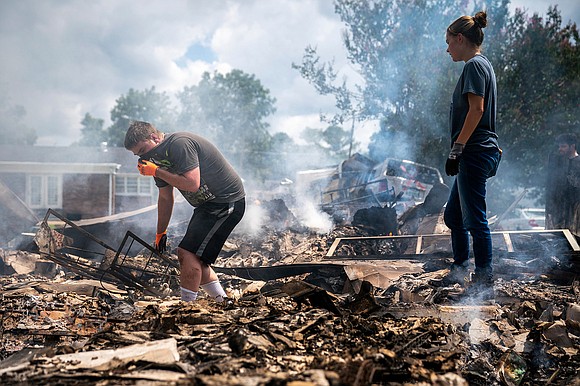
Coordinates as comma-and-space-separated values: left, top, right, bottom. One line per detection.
0, 199, 578, 385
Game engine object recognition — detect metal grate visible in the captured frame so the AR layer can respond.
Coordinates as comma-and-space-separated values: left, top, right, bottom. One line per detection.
35, 209, 179, 297
102, 230, 179, 297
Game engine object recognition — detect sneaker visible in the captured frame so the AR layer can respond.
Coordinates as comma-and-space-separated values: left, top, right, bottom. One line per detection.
431, 263, 469, 287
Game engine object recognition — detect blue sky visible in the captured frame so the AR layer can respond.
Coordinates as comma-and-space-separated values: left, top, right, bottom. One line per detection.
0, 0, 578, 147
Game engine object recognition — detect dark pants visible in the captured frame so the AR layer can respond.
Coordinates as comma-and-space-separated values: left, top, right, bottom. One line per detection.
179, 198, 245, 264
444, 150, 500, 278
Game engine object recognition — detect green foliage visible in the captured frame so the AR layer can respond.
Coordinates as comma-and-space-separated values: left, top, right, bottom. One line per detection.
77, 113, 106, 146
178, 70, 276, 143
0, 99, 37, 145
296, 0, 579, 212
107, 86, 176, 147
296, 0, 482, 167
301, 124, 357, 162
493, 7, 580, 193
292, 46, 357, 127
76, 69, 284, 180
268, 132, 297, 178
336, 0, 457, 118
177, 69, 277, 180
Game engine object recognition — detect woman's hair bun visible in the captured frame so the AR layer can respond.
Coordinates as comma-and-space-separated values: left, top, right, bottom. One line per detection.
473, 11, 487, 28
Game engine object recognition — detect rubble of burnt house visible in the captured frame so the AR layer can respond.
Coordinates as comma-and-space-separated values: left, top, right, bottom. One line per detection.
0, 193, 578, 386
0, 151, 579, 385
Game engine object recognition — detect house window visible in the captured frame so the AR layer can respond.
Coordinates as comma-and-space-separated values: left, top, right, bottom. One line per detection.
27, 175, 62, 208
115, 175, 154, 196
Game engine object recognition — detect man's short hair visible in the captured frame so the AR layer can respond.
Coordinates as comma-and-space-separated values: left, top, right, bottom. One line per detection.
124, 121, 160, 150
556, 133, 577, 147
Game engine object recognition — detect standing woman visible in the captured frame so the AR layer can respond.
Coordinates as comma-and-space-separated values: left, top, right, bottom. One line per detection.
441, 11, 501, 297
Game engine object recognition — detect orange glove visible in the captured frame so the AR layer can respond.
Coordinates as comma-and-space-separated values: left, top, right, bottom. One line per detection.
155, 232, 167, 253
138, 159, 159, 176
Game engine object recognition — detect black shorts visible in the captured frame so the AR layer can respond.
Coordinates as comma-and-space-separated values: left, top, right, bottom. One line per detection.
179, 198, 245, 265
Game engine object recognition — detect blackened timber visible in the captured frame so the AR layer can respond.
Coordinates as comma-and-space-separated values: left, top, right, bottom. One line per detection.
325, 230, 580, 259
212, 263, 345, 281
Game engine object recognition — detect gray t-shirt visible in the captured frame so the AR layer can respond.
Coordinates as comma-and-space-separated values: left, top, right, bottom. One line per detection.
449, 54, 499, 152
140, 132, 245, 206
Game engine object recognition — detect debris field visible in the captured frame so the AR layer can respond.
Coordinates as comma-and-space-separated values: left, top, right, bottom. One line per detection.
0, 202, 579, 386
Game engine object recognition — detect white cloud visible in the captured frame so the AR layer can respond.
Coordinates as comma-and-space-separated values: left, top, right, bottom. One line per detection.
269, 113, 324, 142
509, 0, 580, 22
1, 0, 578, 147
0, 0, 350, 146
208, 0, 352, 127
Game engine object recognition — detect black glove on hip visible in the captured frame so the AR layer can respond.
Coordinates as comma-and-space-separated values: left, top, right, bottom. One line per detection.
445, 142, 465, 176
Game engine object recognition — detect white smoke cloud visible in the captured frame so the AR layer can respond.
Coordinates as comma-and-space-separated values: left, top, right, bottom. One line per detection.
1, 0, 577, 147
236, 201, 267, 237
294, 198, 334, 234
0, 0, 348, 146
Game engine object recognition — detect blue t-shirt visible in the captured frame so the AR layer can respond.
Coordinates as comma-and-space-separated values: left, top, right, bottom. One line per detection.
449, 54, 499, 152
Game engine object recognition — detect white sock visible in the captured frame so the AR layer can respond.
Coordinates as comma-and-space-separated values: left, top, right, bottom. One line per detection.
200, 280, 227, 302
181, 287, 198, 302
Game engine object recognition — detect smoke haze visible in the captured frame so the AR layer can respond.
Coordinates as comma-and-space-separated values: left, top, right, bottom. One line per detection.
1, 0, 577, 147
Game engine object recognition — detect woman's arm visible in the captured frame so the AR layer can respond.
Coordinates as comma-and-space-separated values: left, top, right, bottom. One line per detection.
456, 92, 484, 144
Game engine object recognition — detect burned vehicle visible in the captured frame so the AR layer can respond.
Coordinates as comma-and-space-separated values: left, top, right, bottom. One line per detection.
366, 158, 444, 212
295, 153, 444, 226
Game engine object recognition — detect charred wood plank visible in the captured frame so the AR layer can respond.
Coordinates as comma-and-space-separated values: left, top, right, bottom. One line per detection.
325, 230, 580, 260
213, 263, 345, 281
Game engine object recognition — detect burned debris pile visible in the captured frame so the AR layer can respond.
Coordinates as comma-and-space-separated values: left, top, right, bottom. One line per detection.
0, 201, 579, 385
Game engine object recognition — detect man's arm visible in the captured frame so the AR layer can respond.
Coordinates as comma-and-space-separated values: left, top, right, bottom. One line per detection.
157, 185, 174, 234
155, 167, 201, 193
455, 93, 484, 145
